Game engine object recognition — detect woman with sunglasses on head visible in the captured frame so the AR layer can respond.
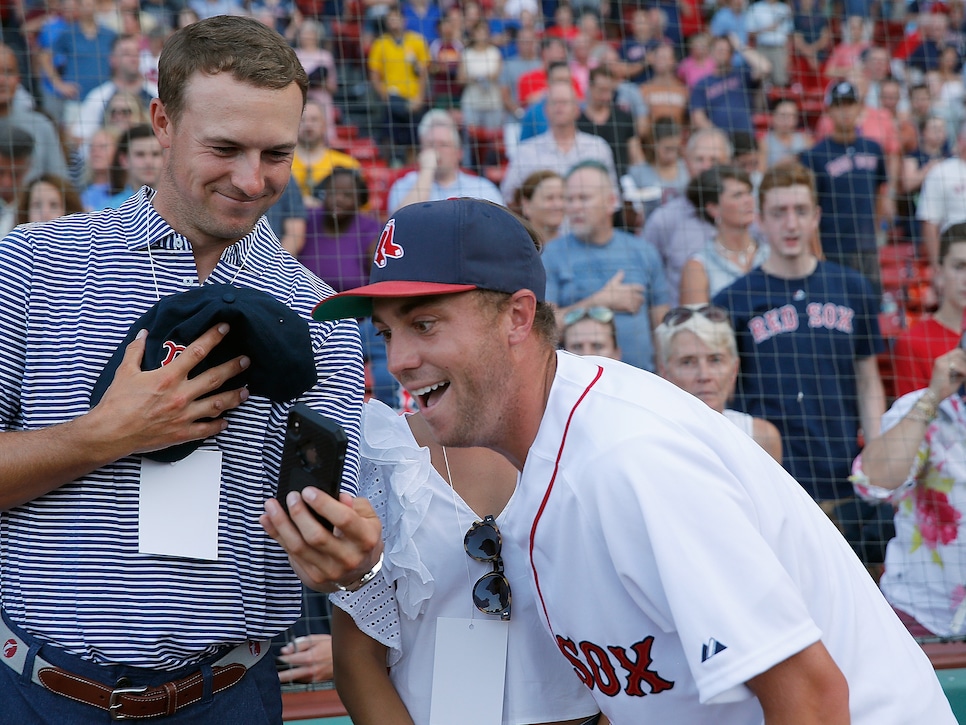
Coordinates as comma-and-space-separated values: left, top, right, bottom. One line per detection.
678, 165, 768, 306
655, 305, 782, 463
330, 404, 602, 725
561, 306, 622, 360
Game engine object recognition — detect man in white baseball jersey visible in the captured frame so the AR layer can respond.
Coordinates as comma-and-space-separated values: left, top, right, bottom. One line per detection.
310, 198, 955, 723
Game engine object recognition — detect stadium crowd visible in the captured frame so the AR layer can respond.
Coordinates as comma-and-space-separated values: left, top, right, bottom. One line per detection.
2, 0, 966, 701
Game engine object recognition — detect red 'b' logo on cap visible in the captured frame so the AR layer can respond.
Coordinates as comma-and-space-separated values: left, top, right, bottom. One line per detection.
373, 219, 403, 269
3, 638, 17, 658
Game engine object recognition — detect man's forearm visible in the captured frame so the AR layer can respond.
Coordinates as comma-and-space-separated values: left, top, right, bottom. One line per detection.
0, 418, 129, 510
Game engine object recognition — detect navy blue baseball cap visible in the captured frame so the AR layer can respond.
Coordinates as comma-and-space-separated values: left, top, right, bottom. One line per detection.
827, 80, 859, 106
311, 198, 546, 321
90, 284, 318, 462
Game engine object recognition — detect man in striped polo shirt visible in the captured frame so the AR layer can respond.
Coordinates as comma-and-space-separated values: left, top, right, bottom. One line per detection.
0, 15, 381, 723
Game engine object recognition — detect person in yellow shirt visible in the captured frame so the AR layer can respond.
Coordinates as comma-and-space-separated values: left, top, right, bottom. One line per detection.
292, 99, 360, 206
368, 5, 430, 165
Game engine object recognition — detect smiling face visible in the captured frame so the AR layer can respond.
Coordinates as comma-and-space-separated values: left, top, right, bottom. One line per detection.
372, 291, 514, 449
151, 71, 302, 253
661, 329, 738, 413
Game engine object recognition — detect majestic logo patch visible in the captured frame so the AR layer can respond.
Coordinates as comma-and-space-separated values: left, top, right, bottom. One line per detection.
701, 638, 727, 663
373, 218, 403, 268
248, 641, 261, 657
3, 638, 17, 659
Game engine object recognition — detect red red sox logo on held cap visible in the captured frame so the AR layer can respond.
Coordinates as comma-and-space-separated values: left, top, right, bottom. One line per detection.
373, 218, 403, 268
3, 638, 17, 659
160, 340, 186, 366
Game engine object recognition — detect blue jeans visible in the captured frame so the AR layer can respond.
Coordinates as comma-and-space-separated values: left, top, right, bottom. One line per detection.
0, 612, 283, 724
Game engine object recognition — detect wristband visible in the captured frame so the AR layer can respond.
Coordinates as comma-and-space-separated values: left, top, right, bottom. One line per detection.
335, 551, 384, 593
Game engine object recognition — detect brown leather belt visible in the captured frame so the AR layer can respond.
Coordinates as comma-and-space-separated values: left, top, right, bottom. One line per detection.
0, 615, 270, 720
37, 661, 248, 720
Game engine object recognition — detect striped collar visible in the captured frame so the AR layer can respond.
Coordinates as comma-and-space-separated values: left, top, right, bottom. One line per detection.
118, 187, 278, 282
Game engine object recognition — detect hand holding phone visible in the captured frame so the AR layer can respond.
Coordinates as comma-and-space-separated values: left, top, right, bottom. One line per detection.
276, 404, 347, 531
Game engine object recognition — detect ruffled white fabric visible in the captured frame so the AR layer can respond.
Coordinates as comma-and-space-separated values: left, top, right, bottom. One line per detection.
329, 400, 435, 666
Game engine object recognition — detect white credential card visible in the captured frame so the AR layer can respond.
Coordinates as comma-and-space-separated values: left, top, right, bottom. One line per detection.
429, 616, 509, 725
139, 449, 222, 560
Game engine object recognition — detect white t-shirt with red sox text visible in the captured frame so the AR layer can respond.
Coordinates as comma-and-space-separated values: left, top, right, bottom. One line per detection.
506, 351, 953, 723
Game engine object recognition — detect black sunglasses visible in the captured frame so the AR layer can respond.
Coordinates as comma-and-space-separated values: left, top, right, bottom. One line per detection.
662, 305, 731, 327
464, 515, 511, 621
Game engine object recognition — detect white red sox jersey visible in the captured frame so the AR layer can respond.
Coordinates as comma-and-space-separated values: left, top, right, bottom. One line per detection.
503, 351, 954, 723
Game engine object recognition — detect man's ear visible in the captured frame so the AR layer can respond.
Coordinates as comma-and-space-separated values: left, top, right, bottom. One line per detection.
506, 289, 538, 346
150, 97, 173, 151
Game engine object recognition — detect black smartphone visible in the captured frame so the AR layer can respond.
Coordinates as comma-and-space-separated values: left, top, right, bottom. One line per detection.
276, 403, 347, 530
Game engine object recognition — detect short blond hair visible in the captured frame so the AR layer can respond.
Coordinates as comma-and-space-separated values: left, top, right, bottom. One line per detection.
654, 305, 737, 368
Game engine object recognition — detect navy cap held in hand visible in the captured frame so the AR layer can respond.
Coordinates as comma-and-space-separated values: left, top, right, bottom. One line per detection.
90, 284, 318, 462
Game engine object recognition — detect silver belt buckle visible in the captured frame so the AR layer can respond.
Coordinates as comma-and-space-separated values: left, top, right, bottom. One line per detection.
109, 681, 149, 720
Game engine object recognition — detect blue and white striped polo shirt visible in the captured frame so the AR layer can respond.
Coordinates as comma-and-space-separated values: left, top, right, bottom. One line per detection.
0, 189, 364, 670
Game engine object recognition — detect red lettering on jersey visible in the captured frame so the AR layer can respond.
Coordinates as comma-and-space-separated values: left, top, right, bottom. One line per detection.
807, 302, 855, 333
372, 218, 403, 268
556, 635, 594, 687
581, 641, 621, 697
764, 309, 783, 335
836, 305, 854, 333
749, 317, 768, 343
557, 635, 675, 699
160, 340, 186, 366
609, 637, 675, 697
778, 304, 798, 332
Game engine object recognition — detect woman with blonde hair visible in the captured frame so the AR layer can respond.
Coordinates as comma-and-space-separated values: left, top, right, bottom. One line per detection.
655, 304, 782, 462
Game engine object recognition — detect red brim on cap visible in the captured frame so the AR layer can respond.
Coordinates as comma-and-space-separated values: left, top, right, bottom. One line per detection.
312, 281, 478, 320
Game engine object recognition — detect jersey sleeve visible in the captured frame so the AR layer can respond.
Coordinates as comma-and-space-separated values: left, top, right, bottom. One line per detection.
590, 422, 822, 705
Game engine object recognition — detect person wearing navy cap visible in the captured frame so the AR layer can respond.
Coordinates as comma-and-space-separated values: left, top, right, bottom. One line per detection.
311, 196, 955, 724
0, 15, 380, 724
799, 78, 893, 293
